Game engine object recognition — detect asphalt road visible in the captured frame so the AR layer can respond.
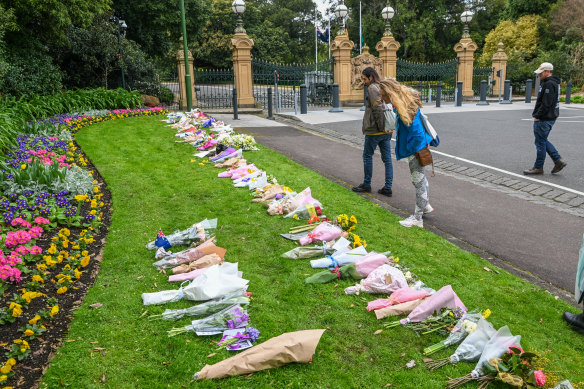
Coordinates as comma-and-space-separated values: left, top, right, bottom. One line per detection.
314, 105, 584, 193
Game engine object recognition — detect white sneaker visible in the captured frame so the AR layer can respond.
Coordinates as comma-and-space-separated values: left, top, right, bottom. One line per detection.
423, 204, 434, 214
399, 215, 424, 228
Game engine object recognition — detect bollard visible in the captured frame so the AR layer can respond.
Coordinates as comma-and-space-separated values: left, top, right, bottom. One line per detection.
456, 81, 463, 106
360, 85, 367, 111
566, 81, 572, 104
233, 88, 239, 120
329, 84, 343, 112
267, 87, 274, 119
436, 82, 441, 107
300, 84, 307, 114
525, 79, 532, 103
477, 80, 489, 105
500, 80, 512, 104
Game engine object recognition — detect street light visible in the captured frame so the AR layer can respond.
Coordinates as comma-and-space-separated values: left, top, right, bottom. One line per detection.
334, 1, 348, 36
461, 6, 473, 38
232, 0, 246, 34
179, 0, 193, 111
111, 16, 127, 89
381, 5, 395, 36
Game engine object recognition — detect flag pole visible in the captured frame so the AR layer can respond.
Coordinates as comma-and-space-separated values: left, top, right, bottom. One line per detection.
315, 6, 318, 71
328, 18, 331, 60
359, 1, 362, 54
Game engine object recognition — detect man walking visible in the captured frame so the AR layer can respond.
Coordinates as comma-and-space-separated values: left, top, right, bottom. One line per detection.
524, 62, 567, 175
352, 67, 393, 196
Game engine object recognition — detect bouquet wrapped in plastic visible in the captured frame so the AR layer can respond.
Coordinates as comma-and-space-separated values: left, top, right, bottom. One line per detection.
216, 327, 260, 351
280, 187, 322, 216
397, 285, 466, 326
283, 237, 350, 259
309, 245, 367, 268
153, 241, 226, 270
149, 290, 249, 321
168, 304, 249, 336
445, 325, 521, 388
299, 222, 342, 246
345, 264, 408, 295
142, 264, 249, 305
146, 219, 217, 250
423, 311, 484, 355
374, 299, 429, 319
368, 287, 431, 311
171, 253, 224, 274
425, 318, 496, 370
169, 260, 234, 282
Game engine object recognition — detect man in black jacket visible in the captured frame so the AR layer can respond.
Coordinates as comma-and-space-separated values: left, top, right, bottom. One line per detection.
524, 62, 567, 175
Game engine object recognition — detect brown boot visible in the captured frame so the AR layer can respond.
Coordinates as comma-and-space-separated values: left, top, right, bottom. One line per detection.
523, 167, 544, 175
551, 159, 567, 174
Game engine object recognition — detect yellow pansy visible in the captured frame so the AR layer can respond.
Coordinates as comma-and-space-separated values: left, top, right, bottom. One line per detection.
47, 244, 57, 255
0, 364, 11, 374
80, 256, 90, 267
49, 305, 59, 317
20, 164, 26, 170
56, 286, 68, 294
24, 329, 34, 337
74, 268, 82, 279
29, 315, 41, 325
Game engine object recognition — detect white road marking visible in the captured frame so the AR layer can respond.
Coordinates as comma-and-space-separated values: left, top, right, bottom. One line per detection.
431, 149, 584, 197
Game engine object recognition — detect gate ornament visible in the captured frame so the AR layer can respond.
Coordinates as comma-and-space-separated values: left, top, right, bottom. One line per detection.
351, 45, 383, 89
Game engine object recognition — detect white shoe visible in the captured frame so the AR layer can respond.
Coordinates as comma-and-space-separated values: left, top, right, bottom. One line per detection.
399, 215, 424, 228
423, 204, 434, 214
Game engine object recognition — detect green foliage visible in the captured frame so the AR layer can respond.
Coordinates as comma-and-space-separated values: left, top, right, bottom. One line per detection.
112, 0, 212, 59
1, 45, 63, 97
501, 0, 557, 19
2, 0, 112, 46
1, 160, 95, 197
479, 15, 541, 65
159, 87, 175, 104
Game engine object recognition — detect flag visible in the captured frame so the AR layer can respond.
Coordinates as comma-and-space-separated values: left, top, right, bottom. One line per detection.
317, 27, 329, 43
345, 27, 349, 39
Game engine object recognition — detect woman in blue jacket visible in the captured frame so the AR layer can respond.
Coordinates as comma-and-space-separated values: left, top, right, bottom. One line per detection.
379, 79, 434, 228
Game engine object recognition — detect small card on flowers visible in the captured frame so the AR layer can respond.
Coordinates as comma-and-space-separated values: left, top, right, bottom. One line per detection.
220, 329, 254, 351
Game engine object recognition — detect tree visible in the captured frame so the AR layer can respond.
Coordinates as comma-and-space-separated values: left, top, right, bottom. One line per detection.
501, 0, 557, 19
112, 0, 212, 60
479, 15, 541, 65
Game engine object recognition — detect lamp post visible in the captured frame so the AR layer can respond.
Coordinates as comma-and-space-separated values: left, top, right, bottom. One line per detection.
232, 0, 246, 33
179, 0, 193, 111
334, 1, 348, 36
460, 6, 473, 38
111, 16, 127, 89
381, 4, 395, 36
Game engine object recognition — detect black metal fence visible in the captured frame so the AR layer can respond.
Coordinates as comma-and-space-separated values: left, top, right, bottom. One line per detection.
472, 66, 494, 97
252, 59, 333, 110
396, 59, 458, 102
194, 68, 234, 109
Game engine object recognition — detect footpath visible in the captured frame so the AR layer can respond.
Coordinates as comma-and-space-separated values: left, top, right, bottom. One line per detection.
213, 103, 584, 306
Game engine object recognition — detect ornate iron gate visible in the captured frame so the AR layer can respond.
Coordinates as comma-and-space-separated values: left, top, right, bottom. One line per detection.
396, 59, 458, 102
473, 66, 494, 97
194, 68, 234, 109
252, 59, 333, 110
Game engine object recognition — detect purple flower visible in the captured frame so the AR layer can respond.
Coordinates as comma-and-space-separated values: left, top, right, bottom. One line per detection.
227, 319, 235, 329
246, 327, 260, 342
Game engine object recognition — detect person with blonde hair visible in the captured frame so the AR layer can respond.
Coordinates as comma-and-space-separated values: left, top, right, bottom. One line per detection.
379, 78, 434, 228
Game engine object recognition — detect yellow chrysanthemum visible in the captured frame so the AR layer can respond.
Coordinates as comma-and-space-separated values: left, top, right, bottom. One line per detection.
482, 309, 492, 319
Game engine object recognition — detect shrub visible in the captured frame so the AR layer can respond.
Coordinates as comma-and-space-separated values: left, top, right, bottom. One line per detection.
160, 87, 175, 104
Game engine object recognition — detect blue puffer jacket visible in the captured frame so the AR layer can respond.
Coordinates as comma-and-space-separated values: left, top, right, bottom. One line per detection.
394, 109, 433, 160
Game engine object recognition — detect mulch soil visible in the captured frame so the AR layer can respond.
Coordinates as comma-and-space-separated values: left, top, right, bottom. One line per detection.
1, 148, 112, 389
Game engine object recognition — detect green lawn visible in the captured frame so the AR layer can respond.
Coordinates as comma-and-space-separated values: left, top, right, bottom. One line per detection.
39, 116, 584, 388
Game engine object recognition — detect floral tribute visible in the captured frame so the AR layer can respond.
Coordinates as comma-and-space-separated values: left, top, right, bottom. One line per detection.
0, 106, 168, 388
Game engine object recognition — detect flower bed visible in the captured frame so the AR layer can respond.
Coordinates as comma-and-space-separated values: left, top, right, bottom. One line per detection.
0, 107, 168, 388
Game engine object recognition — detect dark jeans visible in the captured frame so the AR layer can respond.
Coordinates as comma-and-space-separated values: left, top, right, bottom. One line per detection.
533, 120, 561, 169
362, 133, 393, 188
